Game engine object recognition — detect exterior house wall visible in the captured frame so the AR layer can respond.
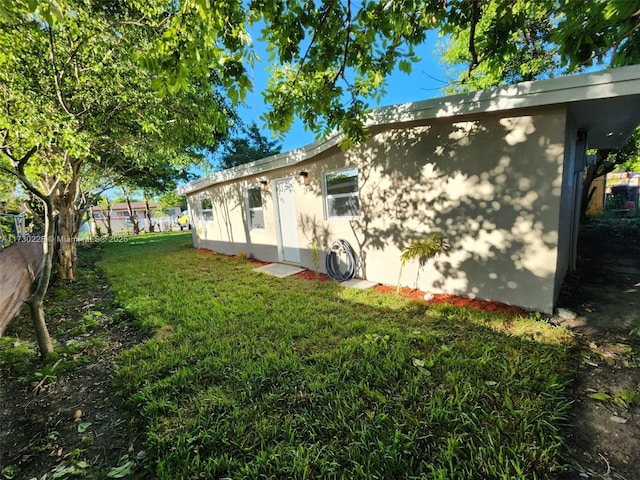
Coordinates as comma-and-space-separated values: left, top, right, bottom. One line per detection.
189, 106, 567, 312
554, 115, 588, 301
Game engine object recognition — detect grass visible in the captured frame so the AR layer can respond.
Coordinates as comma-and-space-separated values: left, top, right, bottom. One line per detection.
86, 232, 578, 479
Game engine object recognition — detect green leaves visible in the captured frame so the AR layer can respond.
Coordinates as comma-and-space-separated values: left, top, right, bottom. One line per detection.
441, 0, 639, 94
144, 0, 439, 143
587, 392, 611, 401
107, 458, 134, 478
553, 0, 640, 69
400, 234, 449, 268
77, 422, 92, 433
588, 389, 640, 409
216, 122, 281, 171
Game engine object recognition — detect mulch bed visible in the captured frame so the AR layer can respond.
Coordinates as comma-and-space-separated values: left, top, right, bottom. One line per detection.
375, 285, 527, 316
294, 270, 332, 281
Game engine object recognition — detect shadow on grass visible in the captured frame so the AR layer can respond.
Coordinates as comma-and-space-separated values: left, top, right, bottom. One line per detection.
94, 233, 577, 480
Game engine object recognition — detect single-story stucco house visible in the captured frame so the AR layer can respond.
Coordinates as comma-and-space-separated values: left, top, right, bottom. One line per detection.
177, 65, 640, 313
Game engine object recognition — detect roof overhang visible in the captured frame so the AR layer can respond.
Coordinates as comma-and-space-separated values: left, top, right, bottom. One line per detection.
178, 65, 640, 196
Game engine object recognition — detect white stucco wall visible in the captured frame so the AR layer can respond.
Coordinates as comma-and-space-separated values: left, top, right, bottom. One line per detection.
188, 106, 568, 312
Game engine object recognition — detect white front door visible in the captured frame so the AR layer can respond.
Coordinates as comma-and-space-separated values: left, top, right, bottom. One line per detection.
275, 177, 301, 263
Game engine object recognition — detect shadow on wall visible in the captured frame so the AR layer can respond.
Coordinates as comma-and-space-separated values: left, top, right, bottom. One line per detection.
192, 182, 275, 252
300, 110, 565, 308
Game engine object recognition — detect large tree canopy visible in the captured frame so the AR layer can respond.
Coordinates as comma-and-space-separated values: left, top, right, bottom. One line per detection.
0, 0, 232, 355
1, 0, 231, 275
440, 0, 639, 91
3, 0, 638, 148
134, 0, 639, 144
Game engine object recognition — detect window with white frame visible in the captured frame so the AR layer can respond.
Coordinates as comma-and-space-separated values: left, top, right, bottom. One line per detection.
201, 197, 213, 222
247, 187, 265, 230
324, 167, 359, 219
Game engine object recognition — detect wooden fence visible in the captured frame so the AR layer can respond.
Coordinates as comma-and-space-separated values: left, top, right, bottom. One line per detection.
0, 240, 44, 335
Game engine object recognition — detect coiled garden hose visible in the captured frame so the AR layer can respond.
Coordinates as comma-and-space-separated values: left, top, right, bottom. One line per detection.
325, 239, 357, 281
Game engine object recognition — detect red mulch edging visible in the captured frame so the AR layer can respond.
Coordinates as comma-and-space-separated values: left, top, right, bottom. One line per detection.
294, 270, 332, 281
248, 258, 271, 266
375, 285, 527, 316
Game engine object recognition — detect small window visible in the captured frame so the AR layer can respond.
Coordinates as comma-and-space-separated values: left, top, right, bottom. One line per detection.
324, 167, 359, 219
247, 187, 265, 230
201, 197, 213, 222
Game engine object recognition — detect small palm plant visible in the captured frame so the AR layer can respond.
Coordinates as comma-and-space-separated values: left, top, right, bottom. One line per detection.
397, 234, 449, 293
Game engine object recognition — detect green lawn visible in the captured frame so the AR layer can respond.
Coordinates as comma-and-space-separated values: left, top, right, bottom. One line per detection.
97, 233, 575, 479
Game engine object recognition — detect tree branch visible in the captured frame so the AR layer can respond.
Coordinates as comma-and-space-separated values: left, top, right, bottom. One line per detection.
331, 0, 352, 88
288, 0, 336, 91
467, 0, 481, 75
48, 26, 73, 116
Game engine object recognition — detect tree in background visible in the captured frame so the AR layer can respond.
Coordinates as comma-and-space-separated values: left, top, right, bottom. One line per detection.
618, 133, 640, 174
582, 128, 640, 219
95, 196, 114, 237
157, 191, 187, 215
439, 0, 561, 93
217, 122, 281, 171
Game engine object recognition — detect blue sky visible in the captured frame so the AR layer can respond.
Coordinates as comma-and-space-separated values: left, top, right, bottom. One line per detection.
238, 29, 450, 152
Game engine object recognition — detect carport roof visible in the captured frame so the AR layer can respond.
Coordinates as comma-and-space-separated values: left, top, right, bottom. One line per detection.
178, 65, 640, 196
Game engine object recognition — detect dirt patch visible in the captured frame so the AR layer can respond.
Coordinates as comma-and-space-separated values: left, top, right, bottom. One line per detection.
557, 220, 640, 480
0, 247, 147, 479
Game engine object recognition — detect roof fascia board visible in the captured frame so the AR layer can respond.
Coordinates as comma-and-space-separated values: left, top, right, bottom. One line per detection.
370, 65, 640, 126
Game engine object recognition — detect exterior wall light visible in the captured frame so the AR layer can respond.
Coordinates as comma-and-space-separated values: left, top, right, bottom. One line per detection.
299, 171, 310, 186
260, 180, 269, 191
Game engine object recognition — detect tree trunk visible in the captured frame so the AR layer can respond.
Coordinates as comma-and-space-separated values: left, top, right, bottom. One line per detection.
97, 198, 113, 236
580, 148, 614, 223
144, 197, 154, 233
28, 297, 54, 357
102, 198, 113, 237
91, 208, 101, 236
54, 159, 82, 282
581, 163, 598, 223
28, 198, 56, 358
56, 196, 78, 281
3, 145, 55, 357
123, 190, 140, 234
